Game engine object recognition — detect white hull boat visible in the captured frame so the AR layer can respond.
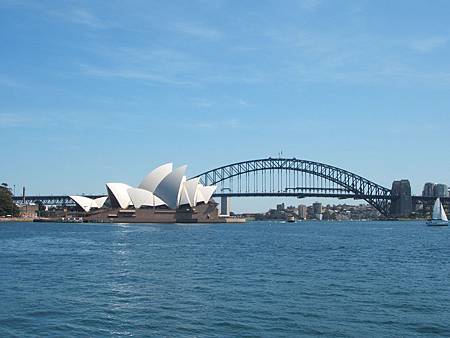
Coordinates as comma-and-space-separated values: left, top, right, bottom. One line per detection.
426, 198, 448, 226
286, 216, 296, 223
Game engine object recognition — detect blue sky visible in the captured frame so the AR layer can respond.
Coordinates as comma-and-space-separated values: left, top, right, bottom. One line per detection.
1, 0, 449, 212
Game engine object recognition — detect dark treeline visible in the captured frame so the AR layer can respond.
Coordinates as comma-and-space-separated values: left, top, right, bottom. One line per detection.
0, 183, 19, 216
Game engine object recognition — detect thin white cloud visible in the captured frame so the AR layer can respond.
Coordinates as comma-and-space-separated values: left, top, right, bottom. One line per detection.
0, 113, 31, 128
79, 43, 266, 86
263, 27, 450, 88
69, 8, 105, 28
300, 0, 322, 11
202, 72, 265, 84
80, 64, 194, 86
0, 2, 108, 29
0, 76, 26, 88
192, 98, 214, 108
171, 22, 222, 39
237, 99, 251, 107
410, 36, 448, 53
49, 7, 107, 29
188, 118, 241, 130
0, 111, 79, 129
0, 110, 160, 132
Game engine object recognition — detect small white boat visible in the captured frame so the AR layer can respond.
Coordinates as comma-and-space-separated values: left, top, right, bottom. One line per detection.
426, 198, 448, 226
286, 215, 296, 223
61, 216, 84, 223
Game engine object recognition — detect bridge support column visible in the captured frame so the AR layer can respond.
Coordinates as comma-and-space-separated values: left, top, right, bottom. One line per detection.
390, 180, 412, 217
220, 196, 231, 216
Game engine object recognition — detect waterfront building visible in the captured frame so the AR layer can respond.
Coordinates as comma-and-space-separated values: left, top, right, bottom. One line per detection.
68, 163, 218, 222
286, 205, 297, 213
312, 202, 322, 220
298, 204, 307, 219
254, 202, 382, 221
17, 204, 38, 219
276, 203, 285, 211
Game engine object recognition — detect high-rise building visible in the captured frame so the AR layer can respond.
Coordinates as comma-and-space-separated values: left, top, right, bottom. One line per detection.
312, 202, 322, 220
298, 204, 307, 219
276, 203, 285, 211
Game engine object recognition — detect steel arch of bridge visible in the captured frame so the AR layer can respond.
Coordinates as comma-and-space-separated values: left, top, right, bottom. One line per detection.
193, 158, 392, 215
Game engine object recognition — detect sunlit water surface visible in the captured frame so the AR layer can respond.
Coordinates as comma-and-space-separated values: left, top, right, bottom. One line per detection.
0, 221, 449, 337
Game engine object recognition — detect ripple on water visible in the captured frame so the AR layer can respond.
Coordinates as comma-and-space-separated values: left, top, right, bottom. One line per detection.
0, 221, 449, 337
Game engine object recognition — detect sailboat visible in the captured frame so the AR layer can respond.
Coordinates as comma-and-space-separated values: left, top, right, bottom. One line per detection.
426, 198, 448, 226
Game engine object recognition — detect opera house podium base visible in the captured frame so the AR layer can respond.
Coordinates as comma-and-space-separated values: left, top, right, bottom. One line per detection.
82, 201, 234, 224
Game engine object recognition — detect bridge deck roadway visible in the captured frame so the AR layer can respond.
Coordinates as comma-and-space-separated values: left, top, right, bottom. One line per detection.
12, 194, 450, 203
212, 193, 392, 199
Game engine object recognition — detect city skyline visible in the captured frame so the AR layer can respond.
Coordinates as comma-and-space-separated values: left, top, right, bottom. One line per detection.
1, 0, 450, 212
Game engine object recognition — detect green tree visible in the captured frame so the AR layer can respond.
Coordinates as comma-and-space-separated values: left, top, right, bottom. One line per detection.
35, 200, 46, 217
0, 184, 19, 216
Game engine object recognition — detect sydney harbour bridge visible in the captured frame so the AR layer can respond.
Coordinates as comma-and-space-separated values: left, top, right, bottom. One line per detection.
13, 157, 446, 217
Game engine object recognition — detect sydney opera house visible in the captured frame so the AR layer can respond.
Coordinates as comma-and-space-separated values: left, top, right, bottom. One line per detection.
69, 163, 222, 223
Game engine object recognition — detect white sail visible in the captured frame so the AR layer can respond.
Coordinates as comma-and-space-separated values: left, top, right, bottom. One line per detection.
432, 198, 448, 221
440, 203, 448, 221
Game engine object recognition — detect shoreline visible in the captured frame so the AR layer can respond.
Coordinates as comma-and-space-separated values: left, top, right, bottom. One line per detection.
0, 217, 34, 222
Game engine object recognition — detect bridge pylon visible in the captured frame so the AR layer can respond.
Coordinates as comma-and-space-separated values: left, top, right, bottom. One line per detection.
220, 196, 231, 216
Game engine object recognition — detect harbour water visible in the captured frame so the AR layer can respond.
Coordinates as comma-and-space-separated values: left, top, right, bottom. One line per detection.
0, 221, 449, 337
